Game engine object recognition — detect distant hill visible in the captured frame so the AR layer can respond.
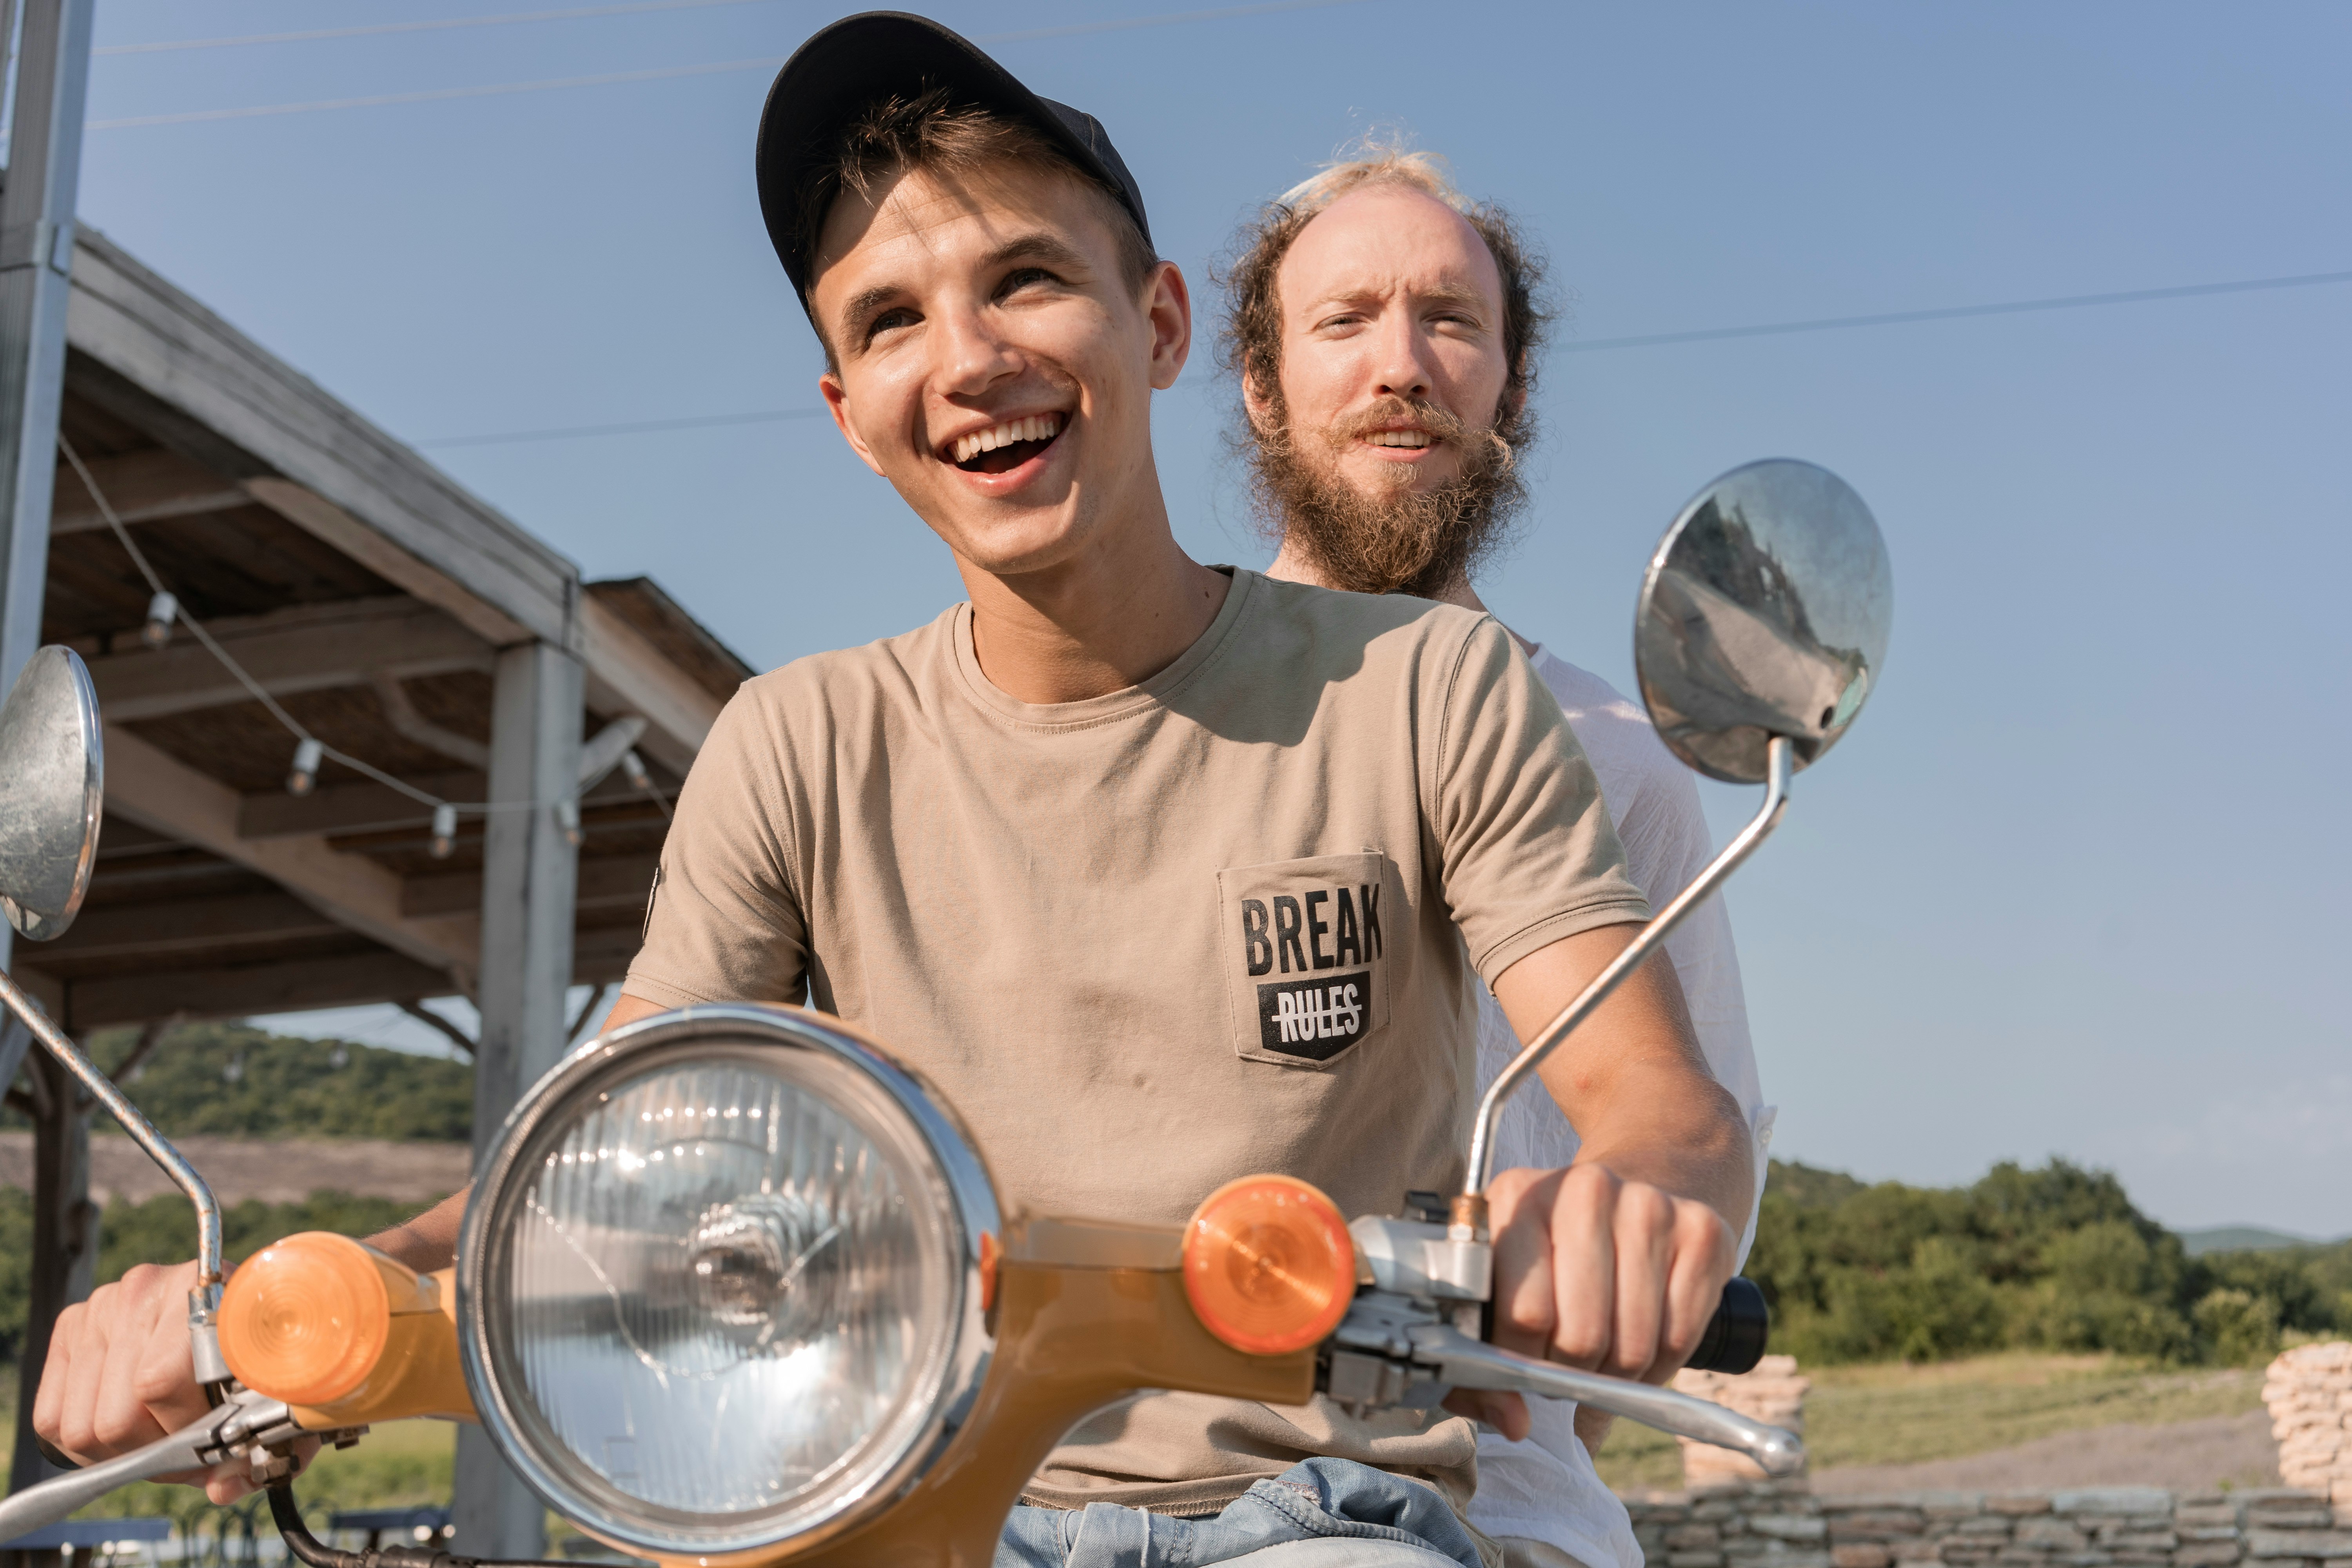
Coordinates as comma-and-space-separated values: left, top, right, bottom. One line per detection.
2, 1020, 472, 1143
1766, 1159, 1869, 1210
2179, 1225, 2328, 1257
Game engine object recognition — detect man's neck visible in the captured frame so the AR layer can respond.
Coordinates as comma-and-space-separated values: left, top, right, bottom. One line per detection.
961, 493, 1231, 706
1264, 541, 1535, 658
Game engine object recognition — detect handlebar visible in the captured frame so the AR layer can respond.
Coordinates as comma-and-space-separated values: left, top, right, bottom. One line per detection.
1686, 1276, 1770, 1374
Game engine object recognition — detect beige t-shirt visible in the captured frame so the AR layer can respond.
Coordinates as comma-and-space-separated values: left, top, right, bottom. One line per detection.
626, 568, 1650, 1515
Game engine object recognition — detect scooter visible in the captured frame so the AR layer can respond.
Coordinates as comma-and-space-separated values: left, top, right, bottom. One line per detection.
0, 457, 1893, 1568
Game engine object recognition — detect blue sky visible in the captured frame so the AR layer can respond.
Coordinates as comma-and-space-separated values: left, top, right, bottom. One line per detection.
85, 1, 2350, 1233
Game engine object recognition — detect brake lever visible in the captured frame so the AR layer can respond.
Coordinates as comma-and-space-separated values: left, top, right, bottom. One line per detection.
0, 1388, 350, 1539
1402, 1323, 1804, 1476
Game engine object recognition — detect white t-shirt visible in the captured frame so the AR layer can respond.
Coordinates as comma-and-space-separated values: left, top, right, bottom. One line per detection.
1466, 647, 1774, 1568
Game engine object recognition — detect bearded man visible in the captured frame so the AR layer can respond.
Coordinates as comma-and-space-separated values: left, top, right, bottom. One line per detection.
1231, 152, 1775, 1568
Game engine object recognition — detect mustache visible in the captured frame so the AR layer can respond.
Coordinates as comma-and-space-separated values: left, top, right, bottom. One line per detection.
1325, 396, 1473, 448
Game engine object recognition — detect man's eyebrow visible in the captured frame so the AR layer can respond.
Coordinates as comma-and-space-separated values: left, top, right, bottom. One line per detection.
837, 282, 905, 347
982, 231, 1091, 273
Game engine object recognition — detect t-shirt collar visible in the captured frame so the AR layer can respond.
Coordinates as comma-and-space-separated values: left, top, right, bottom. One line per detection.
949, 565, 1258, 731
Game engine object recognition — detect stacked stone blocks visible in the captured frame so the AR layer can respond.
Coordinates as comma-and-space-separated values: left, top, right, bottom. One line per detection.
1627, 1486, 2352, 1568
2265, 1343, 2352, 1514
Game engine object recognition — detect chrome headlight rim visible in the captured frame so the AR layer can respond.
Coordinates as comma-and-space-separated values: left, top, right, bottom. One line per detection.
456, 1003, 1001, 1559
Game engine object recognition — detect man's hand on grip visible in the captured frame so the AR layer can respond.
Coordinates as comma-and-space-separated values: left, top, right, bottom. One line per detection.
29, 1259, 296, 1503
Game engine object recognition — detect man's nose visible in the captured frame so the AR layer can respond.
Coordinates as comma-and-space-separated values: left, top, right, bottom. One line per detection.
934, 300, 1024, 397
1368, 313, 1434, 402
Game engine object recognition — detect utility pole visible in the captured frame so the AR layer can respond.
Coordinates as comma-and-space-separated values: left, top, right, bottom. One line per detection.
0, 0, 92, 978
0, 0, 95, 1530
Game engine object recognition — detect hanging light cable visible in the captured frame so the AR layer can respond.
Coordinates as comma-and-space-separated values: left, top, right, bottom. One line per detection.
58, 435, 548, 822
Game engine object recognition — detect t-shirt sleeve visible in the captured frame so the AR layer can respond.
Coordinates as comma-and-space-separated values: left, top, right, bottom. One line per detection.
624, 690, 810, 1009
1431, 620, 1652, 984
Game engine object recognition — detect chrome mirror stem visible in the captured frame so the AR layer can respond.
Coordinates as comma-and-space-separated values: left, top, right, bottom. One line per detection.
1463, 735, 1793, 1207
0, 966, 231, 1385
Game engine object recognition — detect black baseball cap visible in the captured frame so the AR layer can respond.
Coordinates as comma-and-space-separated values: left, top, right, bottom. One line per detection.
755, 12, 1154, 303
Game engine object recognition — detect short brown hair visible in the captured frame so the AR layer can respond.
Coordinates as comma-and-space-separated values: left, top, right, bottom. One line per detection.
795, 85, 1160, 362
1218, 146, 1551, 421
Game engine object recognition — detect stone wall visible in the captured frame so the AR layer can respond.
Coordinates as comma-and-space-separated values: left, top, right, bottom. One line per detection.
1626, 1485, 2352, 1568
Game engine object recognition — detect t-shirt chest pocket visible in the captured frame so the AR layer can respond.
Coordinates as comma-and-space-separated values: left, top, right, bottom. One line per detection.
1215, 851, 1397, 1069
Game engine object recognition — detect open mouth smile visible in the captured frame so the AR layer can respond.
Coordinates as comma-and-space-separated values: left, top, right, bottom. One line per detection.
1359, 429, 1436, 449
945, 411, 1065, 475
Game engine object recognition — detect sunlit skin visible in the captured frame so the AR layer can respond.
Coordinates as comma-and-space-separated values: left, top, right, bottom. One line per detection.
34, 162, 1751, 1491
1258, 183, 1519, 601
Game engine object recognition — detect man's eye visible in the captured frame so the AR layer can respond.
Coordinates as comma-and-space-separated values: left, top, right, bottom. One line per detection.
867, 308, 917, 339
999, 267, 1058, 296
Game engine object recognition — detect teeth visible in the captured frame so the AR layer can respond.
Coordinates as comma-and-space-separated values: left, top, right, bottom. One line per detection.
952, 412, 1063, 465
1365, 430, 1434, 448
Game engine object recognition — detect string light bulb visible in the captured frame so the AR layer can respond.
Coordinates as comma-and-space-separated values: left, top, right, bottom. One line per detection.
555, 798, 584, 848
619, 749, 651, 793
142, 591, 178, 650
287, 738, 323, 797
429, 804, 458, 860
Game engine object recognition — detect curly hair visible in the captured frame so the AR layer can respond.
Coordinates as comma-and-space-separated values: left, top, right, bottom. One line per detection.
1218, 145, 1552, 422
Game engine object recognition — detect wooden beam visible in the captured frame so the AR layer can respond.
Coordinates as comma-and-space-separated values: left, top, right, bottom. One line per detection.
38, 888, 341, 961
243, 477, 534, 648
86, 594, 493, 720
64, 948, 454, 1028
580, 593, 721, 776
49, 447, 247, 533
65, 234, 574, 649
101, 723, 479, 979
403, 851, 657, 919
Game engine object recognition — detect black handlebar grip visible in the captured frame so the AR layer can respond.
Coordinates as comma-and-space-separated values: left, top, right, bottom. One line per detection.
1684, 1277, 1769, 1374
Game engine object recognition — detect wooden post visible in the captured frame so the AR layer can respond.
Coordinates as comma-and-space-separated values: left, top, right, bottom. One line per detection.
8, 1051, 96, 1496
0, 0, 92, 701
452, 640, 582, 1558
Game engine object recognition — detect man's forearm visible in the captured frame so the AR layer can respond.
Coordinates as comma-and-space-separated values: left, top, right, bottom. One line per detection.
367, 1188, 468, 1272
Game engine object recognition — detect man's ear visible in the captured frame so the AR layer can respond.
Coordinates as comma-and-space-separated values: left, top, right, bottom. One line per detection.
1241, 367, 1279, 435
1145, 260, 1192, 392
820, 371, 888, 479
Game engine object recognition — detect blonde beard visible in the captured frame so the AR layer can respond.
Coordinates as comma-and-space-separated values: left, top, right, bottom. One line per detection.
1248, 395, 1529, 599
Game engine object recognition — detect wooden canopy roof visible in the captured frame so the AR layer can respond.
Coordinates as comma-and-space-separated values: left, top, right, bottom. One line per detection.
14, 230, 753, 1033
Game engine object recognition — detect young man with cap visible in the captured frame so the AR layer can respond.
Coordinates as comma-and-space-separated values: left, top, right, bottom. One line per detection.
1224, 145, 1773, 1568
35, 16, 1753, 1566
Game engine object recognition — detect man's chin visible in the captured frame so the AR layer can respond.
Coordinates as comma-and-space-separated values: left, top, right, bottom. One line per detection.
1335, 454, 1462, 500
933, 508, 1102, 582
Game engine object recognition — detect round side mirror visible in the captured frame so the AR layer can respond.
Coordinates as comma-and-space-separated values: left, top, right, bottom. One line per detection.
1635, 459, 1893, 785
0, 646, 105, 941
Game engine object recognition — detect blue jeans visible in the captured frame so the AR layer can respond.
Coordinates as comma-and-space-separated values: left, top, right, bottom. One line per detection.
996, 1457, 1483, 1568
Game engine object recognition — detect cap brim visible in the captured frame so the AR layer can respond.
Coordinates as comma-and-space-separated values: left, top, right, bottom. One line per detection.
755, 11, 1151, 301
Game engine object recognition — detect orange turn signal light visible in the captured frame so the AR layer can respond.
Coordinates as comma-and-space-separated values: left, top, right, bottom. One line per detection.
1182, 1174, 1354, 1356
219, 1232, 394, 1407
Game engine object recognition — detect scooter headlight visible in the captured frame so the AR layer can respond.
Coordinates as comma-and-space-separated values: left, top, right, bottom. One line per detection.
458, 1006, 998, 1558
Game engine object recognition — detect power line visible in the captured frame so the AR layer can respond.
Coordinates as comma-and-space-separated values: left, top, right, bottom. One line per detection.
89, 54, 784, 129
416, 407, 827, 448
412, 266, 2352, 451
1562, 269, 2352, 353
94, 0, 783, 56
86, 0, 1372, 131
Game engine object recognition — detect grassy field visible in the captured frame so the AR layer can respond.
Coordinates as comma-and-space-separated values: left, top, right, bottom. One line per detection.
1594, 1352, 2270, 1493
